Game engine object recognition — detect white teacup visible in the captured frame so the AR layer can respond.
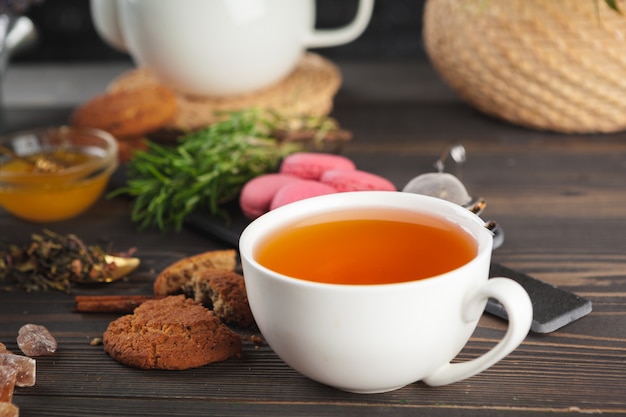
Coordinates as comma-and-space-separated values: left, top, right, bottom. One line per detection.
239, 191, 532, 394
90, 0, 374, 97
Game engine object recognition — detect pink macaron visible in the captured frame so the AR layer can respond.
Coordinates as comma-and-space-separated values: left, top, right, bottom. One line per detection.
320, 169, 397, 192
270, 180, 337, 210
239, 173, 301, 219
280, 152, 356, 180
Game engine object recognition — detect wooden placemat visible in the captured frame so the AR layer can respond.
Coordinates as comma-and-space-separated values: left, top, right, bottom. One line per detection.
108, 52, 342, 132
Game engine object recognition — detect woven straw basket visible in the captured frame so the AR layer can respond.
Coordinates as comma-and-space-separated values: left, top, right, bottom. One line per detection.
423, 0, 626, 133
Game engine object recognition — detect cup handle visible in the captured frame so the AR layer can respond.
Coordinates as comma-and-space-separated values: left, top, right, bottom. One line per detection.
422, 277, 533, 386
304, 0, 375, 48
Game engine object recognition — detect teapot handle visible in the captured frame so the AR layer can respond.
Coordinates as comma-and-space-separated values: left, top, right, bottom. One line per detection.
90, 0, 128, 52
304, 0, 375, 49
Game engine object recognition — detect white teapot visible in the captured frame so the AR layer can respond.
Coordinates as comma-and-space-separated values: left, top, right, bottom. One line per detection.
90, 0, 374, 97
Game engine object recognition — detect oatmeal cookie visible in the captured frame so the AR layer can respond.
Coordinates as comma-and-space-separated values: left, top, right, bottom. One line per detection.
70, 84, 177, 138
180, 269, 254, 328
103, 295, 242, 370
154, 250, 254, 328
153, 250, 237, 296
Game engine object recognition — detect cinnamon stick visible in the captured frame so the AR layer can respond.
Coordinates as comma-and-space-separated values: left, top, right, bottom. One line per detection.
74, 295, 161, 313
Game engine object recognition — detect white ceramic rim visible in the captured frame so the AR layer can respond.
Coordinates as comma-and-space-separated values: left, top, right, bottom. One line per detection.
239, 191, 494, 292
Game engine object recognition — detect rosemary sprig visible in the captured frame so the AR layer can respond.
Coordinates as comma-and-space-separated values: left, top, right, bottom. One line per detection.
110, 109, 305, 232
601, 0, 621, 13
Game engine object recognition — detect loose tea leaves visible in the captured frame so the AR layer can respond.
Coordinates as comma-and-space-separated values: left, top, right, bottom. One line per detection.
0, 230, 119, 292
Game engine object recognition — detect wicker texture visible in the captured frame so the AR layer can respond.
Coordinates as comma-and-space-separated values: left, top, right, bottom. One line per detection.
108, 53, 341, 132
423, 0, 626, 133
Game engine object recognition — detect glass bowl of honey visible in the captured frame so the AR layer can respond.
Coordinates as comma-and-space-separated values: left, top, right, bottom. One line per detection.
0, 126, 118, 222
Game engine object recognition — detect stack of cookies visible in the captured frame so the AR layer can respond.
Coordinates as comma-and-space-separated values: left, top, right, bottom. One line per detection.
70, 53, 342, 161
102, 250, 255, 371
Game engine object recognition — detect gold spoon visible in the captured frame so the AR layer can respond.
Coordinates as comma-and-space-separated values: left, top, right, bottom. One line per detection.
101, 255, 141, 283
71, 255, 141, 284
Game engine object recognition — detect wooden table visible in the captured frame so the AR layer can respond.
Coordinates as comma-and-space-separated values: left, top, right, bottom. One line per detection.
1, 61, 626, 416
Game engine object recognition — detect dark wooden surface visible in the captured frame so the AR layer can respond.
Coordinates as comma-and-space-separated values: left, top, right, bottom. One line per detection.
2, 61, 626, 416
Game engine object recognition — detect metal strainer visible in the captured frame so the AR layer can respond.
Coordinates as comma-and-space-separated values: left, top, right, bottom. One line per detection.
402, 144, 504, 249
403, 144, 473, 206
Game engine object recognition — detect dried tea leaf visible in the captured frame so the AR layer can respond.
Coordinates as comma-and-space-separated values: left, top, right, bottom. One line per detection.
0, 230, 123, 292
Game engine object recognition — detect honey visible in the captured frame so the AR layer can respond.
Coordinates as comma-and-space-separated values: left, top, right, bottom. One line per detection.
256, 215, 477, 285
0, 150, 111, 222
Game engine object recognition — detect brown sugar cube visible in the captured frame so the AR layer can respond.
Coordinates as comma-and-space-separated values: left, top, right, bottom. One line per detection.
0, 353, 36, 387
0, 402, 19, 417
0, 366, 17, 402
17, 324, 57, 357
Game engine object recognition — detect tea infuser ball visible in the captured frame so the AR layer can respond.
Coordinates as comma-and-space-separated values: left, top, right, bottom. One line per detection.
402, 144, 504, 249
402, 143, 472, 206
402, 172, 472, 206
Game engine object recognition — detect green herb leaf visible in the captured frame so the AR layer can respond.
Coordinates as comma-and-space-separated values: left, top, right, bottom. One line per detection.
109, 109, 306, 232
603, 0, 621, 13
